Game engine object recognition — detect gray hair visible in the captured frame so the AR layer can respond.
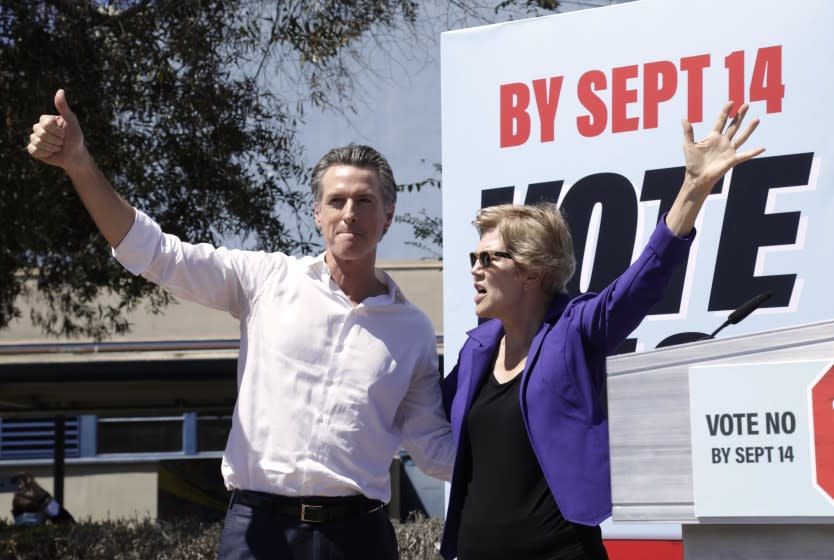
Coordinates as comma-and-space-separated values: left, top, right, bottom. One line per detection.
310, 144, 397, 209
473, 202, 576, 295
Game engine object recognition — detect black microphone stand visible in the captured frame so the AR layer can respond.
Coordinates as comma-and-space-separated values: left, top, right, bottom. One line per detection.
701, 291, 773, 341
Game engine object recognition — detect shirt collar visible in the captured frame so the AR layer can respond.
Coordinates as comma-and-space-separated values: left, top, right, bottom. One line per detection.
307, 252, 405, 306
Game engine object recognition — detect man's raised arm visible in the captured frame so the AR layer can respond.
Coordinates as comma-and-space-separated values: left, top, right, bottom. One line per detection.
27, 89, 136, 247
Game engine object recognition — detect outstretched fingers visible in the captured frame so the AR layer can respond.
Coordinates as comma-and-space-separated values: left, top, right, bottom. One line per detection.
711, 100, 733, 134
735, 145, 766, 165
681, 119, 695, 146
724, 103, 749, 143
730, 113, 765, 164
729, 106, 765, 164
730, 115, 760, 150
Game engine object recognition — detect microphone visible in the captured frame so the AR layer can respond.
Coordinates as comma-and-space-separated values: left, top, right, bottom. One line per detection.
704, 291, 773, 340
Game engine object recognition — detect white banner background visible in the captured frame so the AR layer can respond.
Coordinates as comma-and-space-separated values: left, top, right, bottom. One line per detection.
441, 0, 834, 367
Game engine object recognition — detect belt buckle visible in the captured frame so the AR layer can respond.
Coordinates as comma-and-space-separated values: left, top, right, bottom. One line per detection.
301, 503, 324, 523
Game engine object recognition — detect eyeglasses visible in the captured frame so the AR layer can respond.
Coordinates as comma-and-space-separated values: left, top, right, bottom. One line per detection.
469, 250, 514, 268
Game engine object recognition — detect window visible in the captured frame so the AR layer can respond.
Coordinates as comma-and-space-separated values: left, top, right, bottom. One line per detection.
197, 415, 232, 452
97, 416, 183, 454
1, 412, 231, 460
0, 417, 80, 460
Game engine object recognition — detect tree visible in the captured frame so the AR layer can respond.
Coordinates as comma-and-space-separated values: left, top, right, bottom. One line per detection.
0, 0, 558, 338
396, 163, 443, 259
0, 0, 423, 338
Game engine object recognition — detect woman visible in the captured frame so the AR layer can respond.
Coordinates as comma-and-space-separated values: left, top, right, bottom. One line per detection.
440, 103, 764, 560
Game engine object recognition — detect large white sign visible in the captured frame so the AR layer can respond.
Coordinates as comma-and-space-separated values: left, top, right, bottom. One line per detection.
689, 360, 834, 519
440, 0, 834, 367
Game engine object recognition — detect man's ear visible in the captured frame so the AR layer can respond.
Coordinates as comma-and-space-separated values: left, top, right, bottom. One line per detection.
382, 205, 395, 236
313, 203, 321, 229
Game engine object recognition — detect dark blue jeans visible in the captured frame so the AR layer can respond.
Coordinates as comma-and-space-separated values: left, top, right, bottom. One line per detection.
216, 498, 399, 560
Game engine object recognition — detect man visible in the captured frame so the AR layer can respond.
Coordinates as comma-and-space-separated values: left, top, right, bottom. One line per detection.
27, 90, 454, 560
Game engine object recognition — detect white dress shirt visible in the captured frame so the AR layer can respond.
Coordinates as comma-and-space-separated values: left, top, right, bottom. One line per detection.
113, 210, 455, 502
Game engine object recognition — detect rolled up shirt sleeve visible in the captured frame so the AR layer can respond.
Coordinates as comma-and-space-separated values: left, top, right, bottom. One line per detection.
110, 209, 252, 318
111, 209, 165, 276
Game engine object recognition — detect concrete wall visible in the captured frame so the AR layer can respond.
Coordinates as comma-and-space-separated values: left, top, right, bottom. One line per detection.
1, 260, 442, 344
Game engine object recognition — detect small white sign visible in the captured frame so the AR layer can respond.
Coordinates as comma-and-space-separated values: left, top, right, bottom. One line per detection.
689, 360, 834, 519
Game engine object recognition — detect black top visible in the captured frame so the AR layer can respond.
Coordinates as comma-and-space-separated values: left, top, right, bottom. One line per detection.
456, 367, 608, 560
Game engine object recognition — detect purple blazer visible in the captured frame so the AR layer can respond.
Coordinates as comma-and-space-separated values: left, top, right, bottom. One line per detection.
439, 218, 694, 560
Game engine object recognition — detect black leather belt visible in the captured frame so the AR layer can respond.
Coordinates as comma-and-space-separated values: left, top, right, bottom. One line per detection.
230, 490, 385, 523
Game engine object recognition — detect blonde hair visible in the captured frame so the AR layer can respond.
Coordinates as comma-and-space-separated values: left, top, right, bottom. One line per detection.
473, 203, 576, 295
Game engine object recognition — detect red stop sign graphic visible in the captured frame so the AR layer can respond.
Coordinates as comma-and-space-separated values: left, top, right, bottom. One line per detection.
812, 364, 834, 501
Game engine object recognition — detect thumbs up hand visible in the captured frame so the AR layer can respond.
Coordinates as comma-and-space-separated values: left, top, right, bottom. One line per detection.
27, 89, 87, 170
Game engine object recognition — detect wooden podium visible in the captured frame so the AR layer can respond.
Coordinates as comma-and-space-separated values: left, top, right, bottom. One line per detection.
607, 319, 834, 559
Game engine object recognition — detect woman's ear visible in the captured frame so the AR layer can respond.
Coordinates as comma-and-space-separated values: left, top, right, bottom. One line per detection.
522, 269, 545, 291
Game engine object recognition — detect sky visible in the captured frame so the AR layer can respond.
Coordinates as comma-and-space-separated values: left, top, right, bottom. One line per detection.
295, 0, 632, 261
